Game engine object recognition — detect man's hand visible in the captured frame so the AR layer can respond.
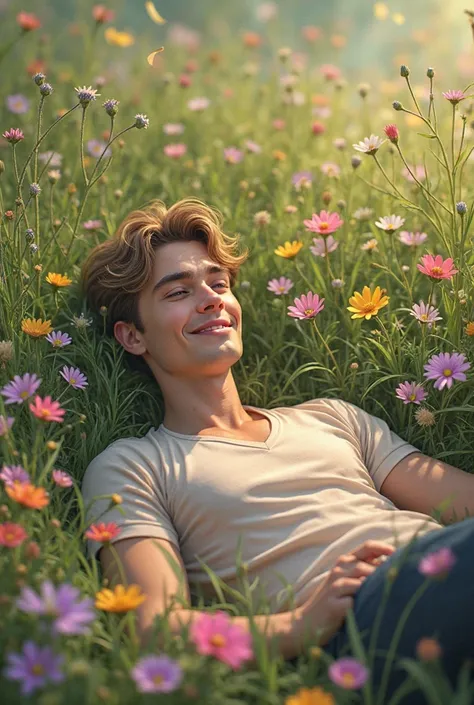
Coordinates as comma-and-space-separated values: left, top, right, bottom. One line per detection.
294, 540, 396, 647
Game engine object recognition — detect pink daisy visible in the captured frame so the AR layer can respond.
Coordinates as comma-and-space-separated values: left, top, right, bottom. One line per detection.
164, 144, 187, 159
442, 90, 466, 105
29, 396, 66, 423
310, 236, 339, 257
399, 231, 428, 247
189, 611, 253, 670
395, 381, 427, 405
267, 277, 294, 295
52, 470, 73, 488
287, 292, 325, 320
303, 210, 344, 235
417, 254, 458, 280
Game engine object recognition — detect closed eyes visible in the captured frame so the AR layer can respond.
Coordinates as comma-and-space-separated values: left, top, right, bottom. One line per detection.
166, 282, 229, 298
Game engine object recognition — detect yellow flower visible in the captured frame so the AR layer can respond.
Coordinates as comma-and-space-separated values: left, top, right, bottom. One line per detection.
105, 27, 135, 47
272, 150, 287, 161
274, 241, 303, 258
46, 272, 72, 288
347, 286, 389, 320
285, 686, 335, 705
95, 584, 146, 613
465, 322, 474, 336
21, 318, 53, 337
111, 493, 123, 505
373, 2, 389, 20
392, 12, 405, 25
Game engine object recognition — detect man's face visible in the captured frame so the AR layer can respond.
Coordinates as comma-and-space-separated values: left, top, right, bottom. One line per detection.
135, 240, 243, 380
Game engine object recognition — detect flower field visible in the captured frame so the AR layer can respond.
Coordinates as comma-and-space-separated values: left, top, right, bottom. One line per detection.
1, 1, 474, 703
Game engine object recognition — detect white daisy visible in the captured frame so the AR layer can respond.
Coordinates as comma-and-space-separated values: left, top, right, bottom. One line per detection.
352, 134, 385, 155
374, 214, 405, 232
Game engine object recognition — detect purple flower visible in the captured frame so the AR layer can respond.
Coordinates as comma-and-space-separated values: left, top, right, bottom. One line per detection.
59, 366, 88, 390
38, 151, 62, 167
291, 170, 313, 189
74, 85, 100, 106
29, 183, 41, 197
0, 465, 30, 486
83, 219, 103, 231
424, 352, 470, 391
410, 302, 442, 327
52, 469, 73, 488
16, 580, 96, 636
103, 98, 119, 117
1, 373, 41, 404
223, 147, 244, 164
131, 655, 183, 693
46, 331, 72, 348
3, 641, 65, 695
328, 657, 369, 689
419, 547, 456, 578
6, 94, 30, 114
0, 415, 14, 437
87, 139, 111, 158
267, 276, 294, 295
395, 381, 427, 405
310, 235, 339, 257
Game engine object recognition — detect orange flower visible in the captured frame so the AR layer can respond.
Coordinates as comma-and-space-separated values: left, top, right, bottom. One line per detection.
242, 31, 262, 48
465, 322, 474, 336
347, 286, 390, 320
95, 584, 146, 612
0, 522, 28, 547
416, 637, 442, 661
21, 318, 53, 337
272, 150, 286, 161
5, 483, 49, 510
85, 522, 121, 543
285, 686, 335, 705
331, 34, 346, 48
46, 272, 72, 288
312, 93, 330, 106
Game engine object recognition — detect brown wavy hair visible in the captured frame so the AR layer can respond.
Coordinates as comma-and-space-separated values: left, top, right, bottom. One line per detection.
81, 198, 249, 337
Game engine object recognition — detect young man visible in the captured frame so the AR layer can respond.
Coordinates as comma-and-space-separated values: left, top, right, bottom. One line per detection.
81, 198, 474, 698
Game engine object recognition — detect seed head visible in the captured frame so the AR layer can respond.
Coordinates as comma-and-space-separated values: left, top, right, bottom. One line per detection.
351, 155, 362, 169
0, 340, 14, 363
25, 228, 35, 241
415, 407, 435, 427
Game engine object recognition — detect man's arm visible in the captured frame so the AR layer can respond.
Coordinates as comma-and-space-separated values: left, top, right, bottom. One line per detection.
380, 451, 474, 525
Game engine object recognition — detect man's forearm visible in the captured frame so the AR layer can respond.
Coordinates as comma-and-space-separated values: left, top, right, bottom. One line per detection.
141, 607, 308, 661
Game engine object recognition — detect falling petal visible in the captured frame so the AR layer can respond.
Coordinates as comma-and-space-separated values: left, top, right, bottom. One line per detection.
145, 1, 166, 24
147, 47, 165, 66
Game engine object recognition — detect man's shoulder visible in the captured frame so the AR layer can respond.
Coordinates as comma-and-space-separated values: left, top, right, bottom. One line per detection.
277, 396, 358, 417
82, 428, 159, 486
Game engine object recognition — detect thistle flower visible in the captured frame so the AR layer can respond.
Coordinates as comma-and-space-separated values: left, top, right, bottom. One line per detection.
134, 113, 149, 129
0, 340, 14, 363
287, 292, 325, 320
415, 407, 435, 427
347, 286, 389, 320
424, 352, 470, 390
410, 302, 442, 326
384, 124, 399, 143
46, 272, 72, 288
224, 147, 244, 164
59, 366, 88, 390
164, 143, 187, 159
71, 314, 92, 329
2, 128, 24, 144
375, 214, 405, 232
267, 277, 294, 295
419, 547, 456, 578
103, 98, 119, 117
274, 241, 303, 258
21, 318, 52, 337
83, 219, 103, 231
442, 90, 466, 105
352, 134, 385, 155
29, 183, 41, 197
45, 331, 72, 348
417, 254, 458, 280
75, 86, 101, 106
303, 210, 344, 235
16, 12, 42, 32
395, 382, 427, 405
92, 5, 115, 23
52, 470, 73, 487
253, 210, 271, 226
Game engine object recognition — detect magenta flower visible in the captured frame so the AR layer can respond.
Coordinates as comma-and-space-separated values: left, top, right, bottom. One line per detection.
164, 143, 187, 159
310, 235, 339, 257
83, 219, 103, 231
52, 470, 73, 488
395, 382, 427, 405
189, 611, 253, 670
410, 302, 442, 326
442, 90, 466, 105
320, 63, 341, 81
304, 210, 344, 235
45, 331, 72, 348
0, 415, 14, 437
3, 641, 65, 696
288, 292, 325, 320
419, 547, 456, 578
417, 254, 458, 280
224, 147, 244, 164
291, 171, 313, 189
267, 277, 294, 295
424, 352, 470, 390
131, 655, 183, 693
6, 94, 30, 114
399, 231, 427, 247
2, 128, 24, 144
1, 373, 41, 405
328, 657, 369, 689
59, 366, 88, 390
16, 580, 96, 636
0, 465, 30, 486
87, 139, 111, 158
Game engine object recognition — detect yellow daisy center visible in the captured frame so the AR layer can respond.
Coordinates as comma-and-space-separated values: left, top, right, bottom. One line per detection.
319, 222, 329, 230
40, 409, 51, 419
32, 664, 44, 676
420, 314, 428, 321
386, 225, 394, 230
361, 302, 377, 314
443, 369, 452, 377
70, 378, 77, 385
278, 286, 285, 292
304, 308, 315, 316
6, 532, 14, 541
342, 672, 356, 686
431, 266, 443, 276
153, 675, 164, 685
409, 393, 416, 401
210, 633, 226, 648
53, 340, 62, 347
20, 390, 29, 399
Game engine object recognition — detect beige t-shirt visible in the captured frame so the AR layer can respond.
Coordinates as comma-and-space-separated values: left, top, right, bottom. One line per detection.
81, 398, 443, 611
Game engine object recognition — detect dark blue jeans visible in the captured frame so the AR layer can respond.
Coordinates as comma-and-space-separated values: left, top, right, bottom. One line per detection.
322, 517, 474, 704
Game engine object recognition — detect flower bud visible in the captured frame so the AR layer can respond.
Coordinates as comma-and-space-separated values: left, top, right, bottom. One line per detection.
39, 83, 53, 97
456, 201, 467, 215
426, 67, 435, 79
384, 124, 399, 144
33, 72, 46, 85
351, 155, 362, 169
393, 101, 403, 111
400, 65, 410, 78
322, 190, 332, 205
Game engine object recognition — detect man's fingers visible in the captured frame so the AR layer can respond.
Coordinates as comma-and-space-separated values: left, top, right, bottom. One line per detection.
352, 541, 395, 562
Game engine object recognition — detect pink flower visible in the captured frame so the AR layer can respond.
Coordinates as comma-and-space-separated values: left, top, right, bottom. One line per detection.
384, 124, 399, 143
401, 164, 426, 182
2, 128, 24, 144
399, 231, 427, 247
187, 97, 210, 112
0, 415, 14, 437
163, 123, 184, 135
189, 611, 253, 670
245, 140, 262, 153
52, 470, 73, 488
417, 254, 458, 280
311, 121, 326, 135
320, 64, 341, 81
442, 90, 466, 105
328, 657, 369, 689
267, 277, 294, 295
272, 118, 286, 130
419, 547, 456, 578
395, 381, 427, 405
304, 210, 344, 235
223, 147, 244, 164
321, 162, 340, 178
287, 292, 325, 320
179, 74, 192, 88
164, 143, 187, 159
310, 236, 339, 257
29, 396, 65, 423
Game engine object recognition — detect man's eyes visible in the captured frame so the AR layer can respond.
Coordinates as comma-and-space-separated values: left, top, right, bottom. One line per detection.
166, 282, 229, 298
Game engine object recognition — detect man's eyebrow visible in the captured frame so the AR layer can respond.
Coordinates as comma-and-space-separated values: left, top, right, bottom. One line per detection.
152, 264, 230, 293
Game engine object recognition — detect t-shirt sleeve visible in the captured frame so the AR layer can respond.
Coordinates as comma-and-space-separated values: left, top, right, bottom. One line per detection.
80, 439, 180, 561
327, 399, 420, 492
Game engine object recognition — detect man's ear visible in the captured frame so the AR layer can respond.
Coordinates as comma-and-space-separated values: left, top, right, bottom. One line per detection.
114, 321, 147, 356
